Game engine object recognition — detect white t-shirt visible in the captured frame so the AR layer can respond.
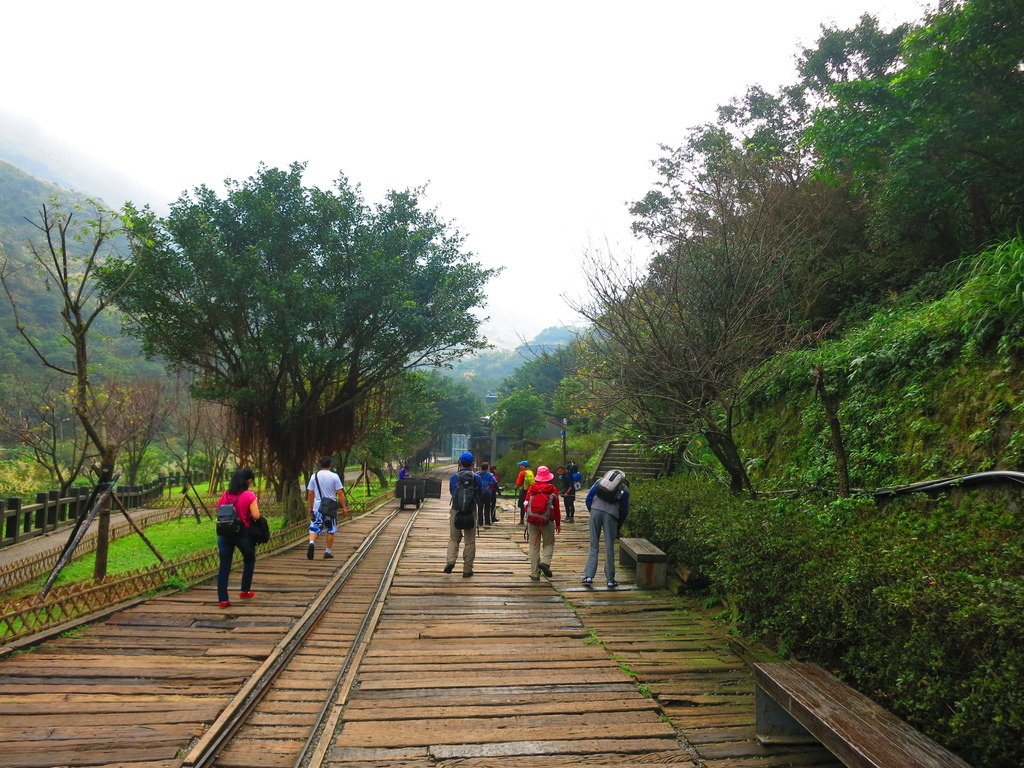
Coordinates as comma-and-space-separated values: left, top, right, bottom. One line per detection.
307, 469, 344, 512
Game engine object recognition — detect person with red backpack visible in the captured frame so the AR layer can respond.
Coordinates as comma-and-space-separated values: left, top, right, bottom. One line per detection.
523, 465, 561, 581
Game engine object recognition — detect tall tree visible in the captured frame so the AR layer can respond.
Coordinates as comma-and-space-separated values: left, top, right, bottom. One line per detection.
494, 388, 546, 445
103, 164, 487, 518
804, 0, 1024, 267
1, 199, 148, 578
582, 120, 826, 494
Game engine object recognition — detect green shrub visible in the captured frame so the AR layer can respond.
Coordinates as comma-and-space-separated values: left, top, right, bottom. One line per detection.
629, 474, 1024, 765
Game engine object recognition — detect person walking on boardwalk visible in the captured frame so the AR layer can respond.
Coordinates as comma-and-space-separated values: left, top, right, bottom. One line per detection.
447, 451, 482, 577
515, 460, 535, 524
476, 461, 498, 527
524, 465, 561, 581
558, 464, 578, 523
216, 468, 262, 608
306, 456, 350, 560
582, 469, 630, 589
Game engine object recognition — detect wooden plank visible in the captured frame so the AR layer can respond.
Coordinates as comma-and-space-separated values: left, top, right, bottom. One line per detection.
753, 663, 972, 768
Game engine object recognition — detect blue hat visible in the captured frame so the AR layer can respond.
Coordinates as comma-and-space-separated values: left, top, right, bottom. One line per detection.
459, 451, 474, 464
518, 460, 529, 466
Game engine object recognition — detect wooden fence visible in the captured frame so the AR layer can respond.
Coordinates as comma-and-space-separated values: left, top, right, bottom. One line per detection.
0, 506, 185, 593
0, 471, 201, 550
0, 517, 308, 643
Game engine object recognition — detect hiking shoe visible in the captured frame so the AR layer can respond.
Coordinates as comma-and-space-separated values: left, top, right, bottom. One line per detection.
530, 575, 541, 582
582, 577, 593, 586
323, 552, 334, 559
607, 580, 619, 589
539, 563, 552, 577
306, 542, 315, 560
462, 570, 473, 578
443, 562, 455, 573
238, 591, 255, 599
218, 600, 231, 609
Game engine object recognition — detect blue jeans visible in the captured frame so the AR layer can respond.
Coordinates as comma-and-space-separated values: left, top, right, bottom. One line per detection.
217, 531, 255, 602
584, 506, 618, 582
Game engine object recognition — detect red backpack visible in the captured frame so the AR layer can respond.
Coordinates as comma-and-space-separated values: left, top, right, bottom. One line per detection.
526, 488, 556, 526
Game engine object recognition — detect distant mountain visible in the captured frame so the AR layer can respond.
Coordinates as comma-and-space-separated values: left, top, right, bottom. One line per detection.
0, 112, 163, 211
514, 325, 578, 355
442, 326, 581, 397
0, 159, 163, 395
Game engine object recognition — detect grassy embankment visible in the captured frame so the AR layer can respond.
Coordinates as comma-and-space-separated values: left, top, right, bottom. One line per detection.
625, 239, 1024, 767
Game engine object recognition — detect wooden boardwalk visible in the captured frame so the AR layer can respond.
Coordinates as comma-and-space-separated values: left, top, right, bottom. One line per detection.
0, 494, 840, 768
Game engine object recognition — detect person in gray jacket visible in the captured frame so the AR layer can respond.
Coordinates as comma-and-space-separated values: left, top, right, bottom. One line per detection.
582, 469, 629, 589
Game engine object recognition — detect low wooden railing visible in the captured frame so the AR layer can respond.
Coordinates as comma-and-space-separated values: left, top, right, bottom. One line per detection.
0, 517, 308, 644
0, 471, 201, 550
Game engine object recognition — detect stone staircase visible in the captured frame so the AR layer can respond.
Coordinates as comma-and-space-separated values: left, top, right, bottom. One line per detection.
591, 440, 671, 483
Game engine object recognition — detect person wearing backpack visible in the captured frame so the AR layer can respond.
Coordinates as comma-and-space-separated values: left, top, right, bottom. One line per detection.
215, 467, 262, 608
447, 451, 482, 577
476, 462, 497, 527
559, 464, 577, 523
306, 456, 350, 560
523, 465, 561, 581
582, 469, 630, 589
515, 460, 535, 524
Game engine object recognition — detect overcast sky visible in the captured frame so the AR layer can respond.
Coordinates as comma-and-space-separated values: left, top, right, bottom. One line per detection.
1, 0, 927, 347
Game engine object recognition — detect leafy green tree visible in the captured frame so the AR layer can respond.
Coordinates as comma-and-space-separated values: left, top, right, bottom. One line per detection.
805, 0, 1024, 268
494, 388, 546, 444
103, 164, 487, 518
426, 372, 485, 452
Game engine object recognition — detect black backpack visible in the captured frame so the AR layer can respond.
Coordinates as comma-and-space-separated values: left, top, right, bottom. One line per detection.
216, 499, 242, 537
452, 469, 478, 529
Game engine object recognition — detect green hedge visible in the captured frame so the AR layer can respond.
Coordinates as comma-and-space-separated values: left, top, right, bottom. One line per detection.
628, 474, 1024, 766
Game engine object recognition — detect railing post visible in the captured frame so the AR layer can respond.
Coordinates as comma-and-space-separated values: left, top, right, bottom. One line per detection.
1, 500, 9, 545
73, 487, 87, 519
10, 497, 24, 540
48, 489, 60, 528
35, 492, 48, 533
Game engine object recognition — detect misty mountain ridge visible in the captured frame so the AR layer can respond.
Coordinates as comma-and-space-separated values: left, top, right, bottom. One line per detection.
0, 112, 164, 212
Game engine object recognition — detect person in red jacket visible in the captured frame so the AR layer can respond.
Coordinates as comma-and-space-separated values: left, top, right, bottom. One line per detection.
523, 465, 561, 581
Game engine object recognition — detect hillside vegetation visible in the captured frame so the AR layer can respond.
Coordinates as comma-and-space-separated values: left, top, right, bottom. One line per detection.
627, 239, 1024, 766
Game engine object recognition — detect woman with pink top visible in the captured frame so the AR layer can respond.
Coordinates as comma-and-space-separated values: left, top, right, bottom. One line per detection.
215, 467, 262, 608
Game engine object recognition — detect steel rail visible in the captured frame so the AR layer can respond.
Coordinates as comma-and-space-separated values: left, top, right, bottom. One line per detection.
293, 508, 419, 768
181, 505, 407, 768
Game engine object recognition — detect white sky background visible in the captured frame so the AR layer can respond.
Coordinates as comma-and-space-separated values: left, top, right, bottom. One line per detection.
1, 0, 927, 348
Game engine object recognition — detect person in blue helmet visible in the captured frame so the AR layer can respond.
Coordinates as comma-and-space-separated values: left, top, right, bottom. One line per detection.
446, 451, 482, 577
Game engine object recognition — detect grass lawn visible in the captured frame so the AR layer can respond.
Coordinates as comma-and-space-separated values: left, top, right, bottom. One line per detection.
0, 515, 292, 602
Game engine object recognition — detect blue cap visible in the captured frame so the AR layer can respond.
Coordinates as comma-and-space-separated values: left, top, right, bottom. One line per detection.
518, 460, 529, 466
459, 451, 474, 464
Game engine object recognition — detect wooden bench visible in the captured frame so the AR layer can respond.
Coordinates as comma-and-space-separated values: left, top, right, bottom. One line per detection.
753, 662, 972, 768
617, 537, 667, 588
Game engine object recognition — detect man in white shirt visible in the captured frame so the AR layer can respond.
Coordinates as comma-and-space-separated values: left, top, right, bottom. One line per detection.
306, 456, 350, 559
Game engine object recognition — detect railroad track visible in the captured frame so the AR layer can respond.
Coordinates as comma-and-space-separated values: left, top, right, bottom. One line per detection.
183, 505, 419, 768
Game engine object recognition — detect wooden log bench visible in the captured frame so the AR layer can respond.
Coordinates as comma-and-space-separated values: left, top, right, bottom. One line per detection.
617, 537, 667, 588
753, 662, 973, 768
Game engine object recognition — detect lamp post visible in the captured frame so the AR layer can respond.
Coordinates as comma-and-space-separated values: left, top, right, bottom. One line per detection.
561, 417, 568, 467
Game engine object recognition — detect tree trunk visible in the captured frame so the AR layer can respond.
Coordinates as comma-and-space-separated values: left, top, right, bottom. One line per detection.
277, 460, 307, 523
703, 428, 754, 497
92, 456, 116, 581
370, 464, 388, 489
813, 365, 850, 498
